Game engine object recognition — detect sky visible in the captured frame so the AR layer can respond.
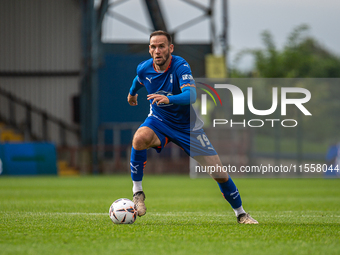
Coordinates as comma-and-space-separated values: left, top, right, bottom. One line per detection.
99, 0, 340, 70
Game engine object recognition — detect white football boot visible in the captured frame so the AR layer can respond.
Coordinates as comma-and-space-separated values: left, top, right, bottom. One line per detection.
237, 213, 259, 224
133, 191, 146, 217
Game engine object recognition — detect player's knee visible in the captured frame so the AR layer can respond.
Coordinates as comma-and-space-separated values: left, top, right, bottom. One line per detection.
132, 129, 154, 150
132, 135, 148, 150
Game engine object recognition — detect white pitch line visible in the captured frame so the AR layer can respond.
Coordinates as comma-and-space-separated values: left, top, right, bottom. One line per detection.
1, 211, 339, 218
0, 212, 107, 216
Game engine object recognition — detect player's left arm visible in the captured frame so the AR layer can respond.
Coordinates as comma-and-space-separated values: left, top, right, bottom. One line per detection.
147, 86, 196, 106
147, 62, 197, 106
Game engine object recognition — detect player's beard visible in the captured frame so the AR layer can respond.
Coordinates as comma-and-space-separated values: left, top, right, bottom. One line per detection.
154, 50, 170, 68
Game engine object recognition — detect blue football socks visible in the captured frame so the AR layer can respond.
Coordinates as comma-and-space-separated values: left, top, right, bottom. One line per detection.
218, 177, 242, 209
130, 147, 147, 182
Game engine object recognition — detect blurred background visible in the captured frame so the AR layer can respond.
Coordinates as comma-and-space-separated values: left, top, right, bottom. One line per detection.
0, 0, 339, 177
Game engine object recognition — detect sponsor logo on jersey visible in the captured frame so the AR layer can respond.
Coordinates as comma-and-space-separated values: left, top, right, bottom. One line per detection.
153, 90, 174, 107
182, 74, 193, 80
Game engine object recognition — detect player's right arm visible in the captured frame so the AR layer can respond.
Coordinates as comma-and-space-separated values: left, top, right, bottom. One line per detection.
127, 76, 144, 106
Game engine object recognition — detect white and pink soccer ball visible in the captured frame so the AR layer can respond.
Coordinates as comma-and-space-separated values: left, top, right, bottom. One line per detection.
109, 198, 137, 224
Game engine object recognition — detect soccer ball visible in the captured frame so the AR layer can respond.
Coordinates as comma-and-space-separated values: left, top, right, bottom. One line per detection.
109, 198, 137, 224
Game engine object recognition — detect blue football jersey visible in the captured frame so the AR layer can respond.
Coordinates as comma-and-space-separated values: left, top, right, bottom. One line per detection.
136, 55, 203, 130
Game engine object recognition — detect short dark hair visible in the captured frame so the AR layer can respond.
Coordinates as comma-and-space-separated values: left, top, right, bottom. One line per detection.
149, 30, 172, 45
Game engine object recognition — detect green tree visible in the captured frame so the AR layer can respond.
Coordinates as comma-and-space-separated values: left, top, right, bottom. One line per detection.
233, 24, 340, 78
232, 25, 340, 149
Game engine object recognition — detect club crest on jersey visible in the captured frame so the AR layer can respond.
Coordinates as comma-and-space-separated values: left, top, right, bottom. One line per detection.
153, 90, 173, 107
146, 77, 152, 83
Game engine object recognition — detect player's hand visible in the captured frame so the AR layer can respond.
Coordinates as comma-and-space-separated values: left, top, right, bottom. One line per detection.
128, 93, 138, 106
147, 94, 170, 105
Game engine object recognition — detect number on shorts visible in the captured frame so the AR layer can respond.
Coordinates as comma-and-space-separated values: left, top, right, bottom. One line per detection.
197, 134, 210, 147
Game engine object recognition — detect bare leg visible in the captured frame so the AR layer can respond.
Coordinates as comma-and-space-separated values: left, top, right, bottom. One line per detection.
193, 154, 229, 183
132, 126, 161, 150
193, 154, 259, 223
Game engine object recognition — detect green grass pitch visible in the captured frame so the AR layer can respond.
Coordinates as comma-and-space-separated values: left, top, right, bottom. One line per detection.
1, 175, 339, 255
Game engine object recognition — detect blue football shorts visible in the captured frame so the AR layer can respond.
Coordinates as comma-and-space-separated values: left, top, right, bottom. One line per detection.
139, 116, 217, 157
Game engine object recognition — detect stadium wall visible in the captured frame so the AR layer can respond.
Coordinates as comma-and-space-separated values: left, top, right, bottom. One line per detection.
0, 0, 81, 146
